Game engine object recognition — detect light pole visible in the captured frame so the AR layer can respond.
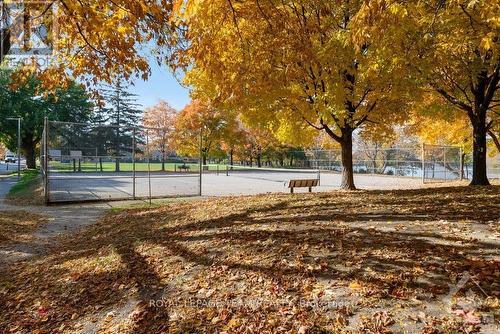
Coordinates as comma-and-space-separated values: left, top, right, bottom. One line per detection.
6, 117, 21, 180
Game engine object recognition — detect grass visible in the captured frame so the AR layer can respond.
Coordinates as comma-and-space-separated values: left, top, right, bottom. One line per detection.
46, 161, 299, 173
6, 169, 44, 206
48, 161, 202, 173
0, 186, 498, 333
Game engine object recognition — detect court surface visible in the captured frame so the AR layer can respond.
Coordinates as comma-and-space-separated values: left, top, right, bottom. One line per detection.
47, 170, 425, 203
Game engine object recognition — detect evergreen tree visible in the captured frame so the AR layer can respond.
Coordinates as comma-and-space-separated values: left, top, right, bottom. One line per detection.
98, 78, 143, 171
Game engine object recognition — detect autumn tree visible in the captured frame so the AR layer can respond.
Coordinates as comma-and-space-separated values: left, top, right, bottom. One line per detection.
357, 128, 397, 175
173, 100, 232, 165
1, 1, 173, 88
172, 0, 413, 189
220, 118, 248, 166
142, 100, 177, 171
354, 0, 499, 185
239, 127, 281, 168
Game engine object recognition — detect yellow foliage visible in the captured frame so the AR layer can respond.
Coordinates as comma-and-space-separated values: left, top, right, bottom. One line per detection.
172, 0, 415, 150
2, 1, 173, 89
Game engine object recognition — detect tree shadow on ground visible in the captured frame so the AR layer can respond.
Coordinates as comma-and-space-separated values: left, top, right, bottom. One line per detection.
0, 186, 498, 332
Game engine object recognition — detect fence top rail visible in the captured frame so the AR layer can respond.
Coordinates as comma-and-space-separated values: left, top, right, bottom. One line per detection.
48, 120, 171, 131
209, 164, 321, 173
303, 147, 425, 153
422, 144, 462, 149
47, 154, 199, 160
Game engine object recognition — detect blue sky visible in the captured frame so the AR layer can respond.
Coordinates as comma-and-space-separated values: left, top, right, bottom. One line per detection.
130, 60, 191, 111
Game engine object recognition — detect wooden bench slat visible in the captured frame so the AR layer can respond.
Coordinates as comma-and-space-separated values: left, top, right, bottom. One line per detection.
288, 179, 319, 192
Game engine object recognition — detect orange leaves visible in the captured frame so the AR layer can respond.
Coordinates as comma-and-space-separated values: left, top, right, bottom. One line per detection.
172, 99, 242, 159
0, 211, 47, 247
142, 100, 178, 154
348, 281, 364, 290
8, 1, 174, 89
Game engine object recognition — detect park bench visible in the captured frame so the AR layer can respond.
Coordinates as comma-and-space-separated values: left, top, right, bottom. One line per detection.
178, 164, 191, 172
288, 179, 319, 193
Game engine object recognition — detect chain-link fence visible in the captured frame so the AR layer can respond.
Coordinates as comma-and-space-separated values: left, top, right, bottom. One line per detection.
291, 146, 462, 181
304, 147, 426, 177
221, 145, 464, 182
422, 144, 462, 183
40, 119, 201, 203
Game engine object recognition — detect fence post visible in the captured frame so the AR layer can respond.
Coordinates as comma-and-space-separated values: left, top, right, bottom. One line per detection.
421, 143, 425, 184
147, 129, 152, 204
132, 128, 136, 200
43, 117, 49, 205
459, 147, 464, 181
443, 146, 447, 181
199, 130, 203, 196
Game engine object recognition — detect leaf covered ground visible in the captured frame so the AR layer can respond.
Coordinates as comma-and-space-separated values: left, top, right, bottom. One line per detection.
0, 186, 499, 333
0, 211, 47, 247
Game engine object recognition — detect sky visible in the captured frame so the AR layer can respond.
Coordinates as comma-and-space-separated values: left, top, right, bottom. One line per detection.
130, 60, 191, 111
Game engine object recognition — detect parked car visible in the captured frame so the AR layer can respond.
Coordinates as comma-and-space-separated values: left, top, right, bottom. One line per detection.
4, 151, 16, 163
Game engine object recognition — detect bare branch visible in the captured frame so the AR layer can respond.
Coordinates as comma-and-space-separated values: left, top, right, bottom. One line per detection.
302, 117, 324, 131
320, 118, 342, 142
488, 128, 500, 153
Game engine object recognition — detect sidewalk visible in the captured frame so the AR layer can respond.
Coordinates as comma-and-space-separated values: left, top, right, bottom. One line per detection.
0, 175, 110, 267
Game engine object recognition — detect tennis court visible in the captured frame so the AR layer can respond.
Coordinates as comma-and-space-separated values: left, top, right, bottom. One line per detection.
45, 165, 425, 203
203, 167, 423, 196
47, 171, 201, 202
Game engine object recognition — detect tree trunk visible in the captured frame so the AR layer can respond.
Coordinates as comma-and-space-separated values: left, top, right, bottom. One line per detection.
202, 155, 207, 166
22, 142, 36, 169
230, 149, 234, 166
257, 154, 262, 167
161, 149, 165, 171
470, 119, 490, 185
340, 131, 356, 190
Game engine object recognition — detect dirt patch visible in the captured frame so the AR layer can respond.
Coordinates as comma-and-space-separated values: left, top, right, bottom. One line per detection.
0, 186, 498, 333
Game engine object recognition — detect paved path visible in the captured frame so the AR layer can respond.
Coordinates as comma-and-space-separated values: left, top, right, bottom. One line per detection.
0, 176, 111, 267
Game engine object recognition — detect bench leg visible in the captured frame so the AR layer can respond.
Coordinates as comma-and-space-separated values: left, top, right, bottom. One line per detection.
309, 187, 312, 193
290, 187, 294, 194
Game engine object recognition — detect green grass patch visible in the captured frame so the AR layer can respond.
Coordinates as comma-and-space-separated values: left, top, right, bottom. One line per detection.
6, 169, 44, 205
48, 161, 203, 173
